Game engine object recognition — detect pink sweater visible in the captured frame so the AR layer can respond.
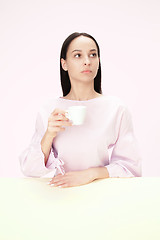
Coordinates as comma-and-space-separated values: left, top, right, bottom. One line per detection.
19, 95, 142, 178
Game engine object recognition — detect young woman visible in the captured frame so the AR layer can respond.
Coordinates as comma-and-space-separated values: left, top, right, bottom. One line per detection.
19, 32, 141, 187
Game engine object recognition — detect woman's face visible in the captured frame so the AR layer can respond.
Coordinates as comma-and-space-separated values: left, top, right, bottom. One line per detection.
61, 36, 100, 83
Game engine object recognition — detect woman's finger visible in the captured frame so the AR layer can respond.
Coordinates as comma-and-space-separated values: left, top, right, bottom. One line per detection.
49, 121, 72, 127
50, 178, 66, 186
56, 183, 69, 188
49, 113, 70, 123
54, 115, 69, 122
52, 108, 66, 116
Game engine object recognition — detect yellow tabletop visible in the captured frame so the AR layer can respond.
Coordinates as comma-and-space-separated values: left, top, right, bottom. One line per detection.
0, 177, 160, 240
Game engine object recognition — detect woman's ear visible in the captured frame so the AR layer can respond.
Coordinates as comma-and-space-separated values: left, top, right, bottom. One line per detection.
61, 58, 68, 71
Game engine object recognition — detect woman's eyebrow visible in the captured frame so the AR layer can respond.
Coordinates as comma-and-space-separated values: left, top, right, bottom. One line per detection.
90, 49, 97, 52
72, 49, 97, 53
72, 49, 82, 53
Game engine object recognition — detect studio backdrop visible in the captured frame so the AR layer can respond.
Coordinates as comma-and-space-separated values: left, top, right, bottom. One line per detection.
0, 0, 160, 177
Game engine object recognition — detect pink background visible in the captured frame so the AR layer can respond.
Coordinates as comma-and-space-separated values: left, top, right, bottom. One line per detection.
0, 0, 160, 177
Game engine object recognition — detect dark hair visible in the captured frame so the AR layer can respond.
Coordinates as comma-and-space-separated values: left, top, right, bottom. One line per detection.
60, 32, 102, 96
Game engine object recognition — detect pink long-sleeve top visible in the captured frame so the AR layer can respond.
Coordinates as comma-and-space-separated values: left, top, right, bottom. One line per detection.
19, 95, 142, 178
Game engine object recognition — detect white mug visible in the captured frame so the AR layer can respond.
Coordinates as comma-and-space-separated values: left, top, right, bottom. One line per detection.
65, 106, 87, 125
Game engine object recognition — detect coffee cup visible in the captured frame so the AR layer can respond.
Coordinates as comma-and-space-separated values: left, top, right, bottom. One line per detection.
65, 106, 87, 125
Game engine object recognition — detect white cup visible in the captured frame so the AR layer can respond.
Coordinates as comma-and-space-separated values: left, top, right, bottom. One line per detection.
65, 106, 87, 125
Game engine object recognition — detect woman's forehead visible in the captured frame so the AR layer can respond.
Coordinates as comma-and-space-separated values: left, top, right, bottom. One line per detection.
68, 36, 97, 52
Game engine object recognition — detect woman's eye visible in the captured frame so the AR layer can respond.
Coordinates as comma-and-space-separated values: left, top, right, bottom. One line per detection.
90, 53, 97, 57
74, 54, 81, 58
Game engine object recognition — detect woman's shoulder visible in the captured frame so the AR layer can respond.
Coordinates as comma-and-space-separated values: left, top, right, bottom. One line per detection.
101, 95, 132, 120
102, 95, 127, 108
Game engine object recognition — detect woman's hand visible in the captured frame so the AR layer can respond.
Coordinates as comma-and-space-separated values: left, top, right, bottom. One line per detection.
48, 169, 95, 188
47, 108, 72, 138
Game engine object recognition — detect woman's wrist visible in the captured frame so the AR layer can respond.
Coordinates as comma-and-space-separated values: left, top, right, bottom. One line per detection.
45, 129, 56, 139
89, 167, 109, 181
41, 131, 54, 147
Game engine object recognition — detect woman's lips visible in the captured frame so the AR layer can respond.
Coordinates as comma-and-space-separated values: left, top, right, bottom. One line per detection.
81, 70, 92, 73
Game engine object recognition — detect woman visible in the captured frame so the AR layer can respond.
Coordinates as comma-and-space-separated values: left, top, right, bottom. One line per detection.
19, 32, 141, 187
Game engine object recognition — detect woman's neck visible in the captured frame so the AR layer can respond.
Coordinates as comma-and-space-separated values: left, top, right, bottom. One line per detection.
64, 89, 102, 101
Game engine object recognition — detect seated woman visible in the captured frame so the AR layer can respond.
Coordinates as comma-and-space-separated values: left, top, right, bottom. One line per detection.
19, 32, 142, 187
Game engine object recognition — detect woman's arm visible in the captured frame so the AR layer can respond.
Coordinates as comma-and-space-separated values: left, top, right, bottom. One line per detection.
106, 107, 142, 177
19, 111, 54, 177
89, 167, 109, 179
41, 108, 72, 165
19, 109, 71, 177
41, 132, 54, 165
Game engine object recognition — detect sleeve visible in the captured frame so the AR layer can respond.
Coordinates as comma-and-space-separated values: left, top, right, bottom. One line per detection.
106, 107, 142, 178
19, 111, 65, 177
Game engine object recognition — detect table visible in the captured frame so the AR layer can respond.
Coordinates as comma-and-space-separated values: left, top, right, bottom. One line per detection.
0, 177, 160, 240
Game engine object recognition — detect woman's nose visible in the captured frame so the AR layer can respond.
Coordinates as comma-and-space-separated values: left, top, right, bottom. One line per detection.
84, 56, 91, 65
